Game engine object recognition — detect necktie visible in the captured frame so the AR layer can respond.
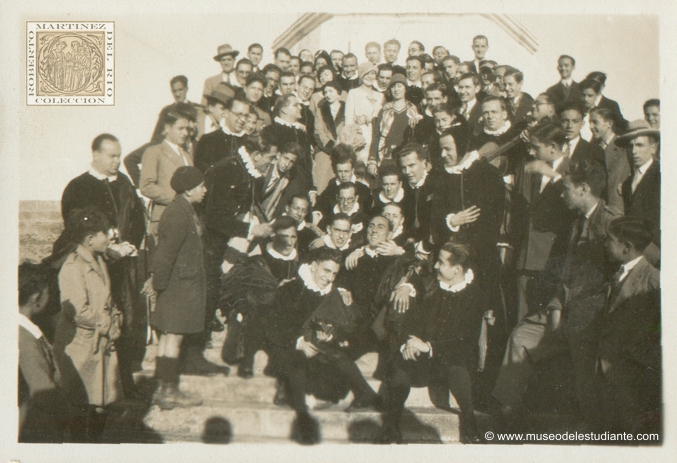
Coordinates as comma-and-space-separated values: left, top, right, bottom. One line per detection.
599, 140, 608, 150
631, 170, 642, 194
178, 146, 189, 166
461, 103, 468, 119
563, 142, 572, 158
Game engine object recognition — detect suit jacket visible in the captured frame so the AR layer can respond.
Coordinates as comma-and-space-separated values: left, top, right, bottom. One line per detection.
570, 138, 606, 167
600, 134, 630, 214
546, 80, 582, 112
598, 258, 660, 388
140, 141, 193, 223
622, 161, 660, 247
531, 199, 620, 327
314, 99, 346, 153
516, 156, 576, 271
506, 92, 534, 124
337, 75, 361, 93
597, 96, 628, 133
194, 128, 244, 174
463, 100, 484, 136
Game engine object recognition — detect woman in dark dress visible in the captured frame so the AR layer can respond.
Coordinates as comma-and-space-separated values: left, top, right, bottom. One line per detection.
142, 166, 208, 410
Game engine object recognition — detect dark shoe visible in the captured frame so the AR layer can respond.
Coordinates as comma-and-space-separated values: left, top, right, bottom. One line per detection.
209, 317, 225, 332
182, 348, 230, 376
374, 423, 402, 444
237, 365, 254, 379
273, 380, 289, 407
159, 383, 203, 409
460, 416, 484, 444
221, 320, 242, 365
345, 394, 384, 413
292, 412, 321, 445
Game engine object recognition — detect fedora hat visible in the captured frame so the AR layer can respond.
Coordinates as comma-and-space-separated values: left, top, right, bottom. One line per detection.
204, 85, 235, 106
213, 44, 239, 61
615, 119, 660, 146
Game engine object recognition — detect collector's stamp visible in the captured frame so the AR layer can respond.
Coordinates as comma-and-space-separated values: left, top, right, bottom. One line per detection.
26, 21, 114, 105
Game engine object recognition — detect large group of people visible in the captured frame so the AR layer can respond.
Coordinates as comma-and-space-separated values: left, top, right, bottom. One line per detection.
19, 34, 661, 445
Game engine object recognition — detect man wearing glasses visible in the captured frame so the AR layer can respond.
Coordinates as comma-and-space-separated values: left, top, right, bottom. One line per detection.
194, 95, 249, 173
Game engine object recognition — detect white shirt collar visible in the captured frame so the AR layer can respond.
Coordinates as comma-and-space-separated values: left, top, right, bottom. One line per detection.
238, 146, 262, 178
407, 79, 422, 88
298, 263, 333, 295
266, 242, 297, 261
164, 139, 182, 155
551, 155, 565, 172
464, 98, 477, 112
275, 116, 306, 132
565, 136, 581, 157
484, 120, 512, 137
392, 224, 404, 240
412, 169, 428, 189
561, 78, 573, 86
336, 174, 357, 186
323, 233, 351, 251
438, 269, 474, 293
363, 245, 379, 258
619, 256, 644, 282
282, 213, 307, 231
379, 187, 404, 204
88, 165, 117, 182
333, 201, 360, 216
594, 94, 603, 107
19, 313, 44, 339
584, 202, 599, 219
342, 72, 358, 81
637, 158, 654, 175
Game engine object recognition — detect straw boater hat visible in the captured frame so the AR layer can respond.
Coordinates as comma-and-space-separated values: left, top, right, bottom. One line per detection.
213, 44, 239, 61
615, 119, 660, 146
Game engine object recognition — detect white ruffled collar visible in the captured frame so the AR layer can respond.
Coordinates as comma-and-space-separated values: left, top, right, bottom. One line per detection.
333, 201, 360, 216
413, 169, 428, 189
266, 242, 297, 261
275, 116, 307, 132
379, 187, 404, 204
238, 146, 262, 178
439, 269, 474, 293
298, 263, 333, 295
484, 120, 512, 137
89, 165, 117, 182
220, 121, 245, 137
323, 233, 351, 251
445, 150, 480, 175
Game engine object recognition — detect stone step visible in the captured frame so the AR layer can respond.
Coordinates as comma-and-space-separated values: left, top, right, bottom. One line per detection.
19, 220, 64, 236
19, 200, 61, 212
135, 369, 456, 410
140, 400, 460, 444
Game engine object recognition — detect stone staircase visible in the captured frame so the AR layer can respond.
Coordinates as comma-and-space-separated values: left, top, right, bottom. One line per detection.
104, 328, 467, 445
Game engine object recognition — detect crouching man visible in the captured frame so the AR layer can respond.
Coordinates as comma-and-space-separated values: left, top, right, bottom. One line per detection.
262, 247, 382, 444
377, 242, 486, 444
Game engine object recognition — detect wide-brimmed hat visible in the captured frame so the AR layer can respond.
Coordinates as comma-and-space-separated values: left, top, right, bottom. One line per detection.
358, 62, 378, 82
204, 85, 236, 106
388, 73, 408, 89
615, 119, 660, 146
213, 44, 239, 61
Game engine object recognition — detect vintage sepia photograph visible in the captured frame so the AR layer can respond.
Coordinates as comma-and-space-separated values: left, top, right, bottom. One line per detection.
2, 0, 674, 461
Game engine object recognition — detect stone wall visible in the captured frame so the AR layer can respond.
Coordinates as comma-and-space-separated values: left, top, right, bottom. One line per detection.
19, 201, 63, 263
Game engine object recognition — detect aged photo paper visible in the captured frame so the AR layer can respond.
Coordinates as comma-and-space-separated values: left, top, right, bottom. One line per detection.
1, 0, 675, 462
